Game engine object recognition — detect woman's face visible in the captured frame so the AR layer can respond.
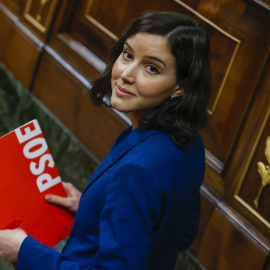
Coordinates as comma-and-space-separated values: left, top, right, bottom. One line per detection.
111, 32, 181, 122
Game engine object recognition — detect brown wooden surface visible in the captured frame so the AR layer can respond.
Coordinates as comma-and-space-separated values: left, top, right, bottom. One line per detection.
0, 4, 40, 88
226, 55, 270, 239
197, 209, 268, 270
0, 0, 22, 14
0, 0, 269, 269
265, 257, 270, 270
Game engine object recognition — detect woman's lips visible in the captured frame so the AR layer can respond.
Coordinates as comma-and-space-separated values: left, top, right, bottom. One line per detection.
116, 86, 135, 98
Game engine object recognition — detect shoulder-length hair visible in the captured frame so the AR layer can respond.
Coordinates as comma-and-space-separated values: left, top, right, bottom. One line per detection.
91, 12, 211, 147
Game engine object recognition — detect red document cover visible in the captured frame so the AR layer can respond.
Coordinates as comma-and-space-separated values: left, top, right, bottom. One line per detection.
0, 120, 74, 247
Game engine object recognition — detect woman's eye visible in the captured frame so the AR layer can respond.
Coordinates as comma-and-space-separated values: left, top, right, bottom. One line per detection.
122, 50, 132, 60
146, 65, 159, 74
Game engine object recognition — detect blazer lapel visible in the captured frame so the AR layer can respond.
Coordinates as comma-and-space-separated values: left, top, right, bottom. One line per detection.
81, 127, 162, 195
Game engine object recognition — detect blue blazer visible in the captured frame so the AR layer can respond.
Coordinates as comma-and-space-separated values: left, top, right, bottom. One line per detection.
17, 127, 205, 270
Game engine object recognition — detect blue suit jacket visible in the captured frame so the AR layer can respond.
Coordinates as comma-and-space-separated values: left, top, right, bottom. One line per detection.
17, 127, 205, 270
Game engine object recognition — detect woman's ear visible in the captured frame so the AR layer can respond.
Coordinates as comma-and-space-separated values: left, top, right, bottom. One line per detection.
172, 86, 184, 98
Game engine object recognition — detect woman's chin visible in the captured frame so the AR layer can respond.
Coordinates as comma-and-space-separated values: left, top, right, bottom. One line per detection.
110, 101, 128, 113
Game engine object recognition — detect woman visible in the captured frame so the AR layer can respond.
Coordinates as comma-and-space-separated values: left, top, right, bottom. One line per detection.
0, 11, 211, 270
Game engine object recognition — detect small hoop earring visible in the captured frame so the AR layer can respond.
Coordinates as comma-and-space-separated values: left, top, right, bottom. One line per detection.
170, 95, 174, 100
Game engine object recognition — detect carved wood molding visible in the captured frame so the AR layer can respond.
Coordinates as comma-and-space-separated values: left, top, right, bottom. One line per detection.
23, 0, 58, 33
84, 0, 118, 41
201, 184, 270, 252
234, 106, 270, 229
254, 136, 270, 208
246, 0, 270, 12
0, 1, 44, 48
174, 0, 241, 115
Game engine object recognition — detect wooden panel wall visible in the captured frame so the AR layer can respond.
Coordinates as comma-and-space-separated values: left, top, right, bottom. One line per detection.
0, 0, 269, 269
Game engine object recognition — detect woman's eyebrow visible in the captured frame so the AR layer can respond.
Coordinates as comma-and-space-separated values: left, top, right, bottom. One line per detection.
124, 41, 167, 67
125, 41, 133, 51
147, 56, 167, 67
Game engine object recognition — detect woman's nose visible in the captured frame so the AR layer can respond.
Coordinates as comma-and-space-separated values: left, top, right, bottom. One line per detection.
120, 63, 136, 83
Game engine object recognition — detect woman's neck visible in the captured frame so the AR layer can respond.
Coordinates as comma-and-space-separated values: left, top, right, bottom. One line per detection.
129, 112, 139, 130
129, 111, 145, 130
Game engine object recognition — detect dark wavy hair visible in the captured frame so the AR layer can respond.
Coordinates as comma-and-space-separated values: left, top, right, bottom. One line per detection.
90, 12, 211, 147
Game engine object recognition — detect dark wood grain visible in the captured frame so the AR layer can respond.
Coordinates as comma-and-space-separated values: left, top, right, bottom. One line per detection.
0, 0, 269, 268
197, 209, 268, 270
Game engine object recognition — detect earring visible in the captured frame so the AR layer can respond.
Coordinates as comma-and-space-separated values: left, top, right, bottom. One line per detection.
170, 95, 174, 100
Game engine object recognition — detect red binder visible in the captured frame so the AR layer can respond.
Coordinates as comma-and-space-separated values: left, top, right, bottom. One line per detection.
0, 120, 74, 247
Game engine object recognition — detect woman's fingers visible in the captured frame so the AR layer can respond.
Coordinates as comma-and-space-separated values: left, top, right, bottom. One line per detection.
45, 182, 82, 214
45, 194, 70, 208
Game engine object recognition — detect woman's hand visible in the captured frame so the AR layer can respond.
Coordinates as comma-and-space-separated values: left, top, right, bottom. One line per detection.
45, 182, 82, 214
0, 228, 27, 262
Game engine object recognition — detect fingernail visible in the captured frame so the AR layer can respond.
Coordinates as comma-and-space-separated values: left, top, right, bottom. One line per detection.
45, 195, 52, 202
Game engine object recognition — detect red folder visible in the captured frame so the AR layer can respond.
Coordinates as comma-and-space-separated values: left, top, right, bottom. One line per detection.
0, 120, 74, 247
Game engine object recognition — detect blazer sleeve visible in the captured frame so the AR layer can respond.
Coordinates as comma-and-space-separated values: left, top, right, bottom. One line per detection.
17, 161, 162, 270
178, 192, 201, 251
